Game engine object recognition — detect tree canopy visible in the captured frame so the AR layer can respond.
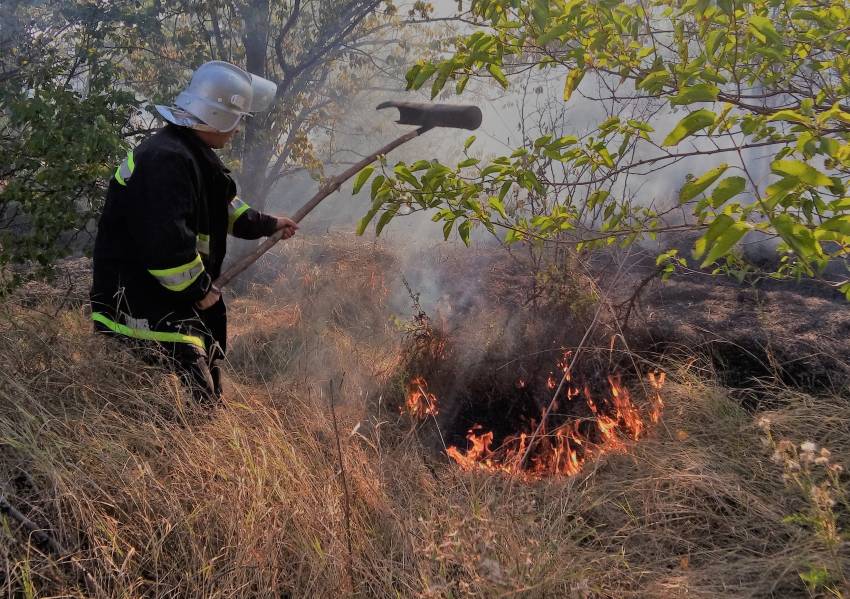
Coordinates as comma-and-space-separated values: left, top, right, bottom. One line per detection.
355, 0, 850, 298
0, 0, 404, 273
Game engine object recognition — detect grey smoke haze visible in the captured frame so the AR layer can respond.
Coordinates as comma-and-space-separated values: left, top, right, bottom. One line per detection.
254, 0, 791, 310
263, 0, 756, 236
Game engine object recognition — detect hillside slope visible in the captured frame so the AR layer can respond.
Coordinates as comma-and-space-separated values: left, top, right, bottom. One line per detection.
1, 235, 848, 598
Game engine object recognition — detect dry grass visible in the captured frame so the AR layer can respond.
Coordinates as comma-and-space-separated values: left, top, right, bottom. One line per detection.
1, 235, 848, 598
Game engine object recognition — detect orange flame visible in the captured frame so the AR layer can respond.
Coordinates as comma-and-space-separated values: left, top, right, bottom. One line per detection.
407, 358, 665, 478
405, 376, 439, 419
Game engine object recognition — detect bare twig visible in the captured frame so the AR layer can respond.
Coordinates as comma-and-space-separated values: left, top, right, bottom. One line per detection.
0, 493, 108, 598
328, 378, 354, 593
618, 268, 662, 330
0, 494, 63, 555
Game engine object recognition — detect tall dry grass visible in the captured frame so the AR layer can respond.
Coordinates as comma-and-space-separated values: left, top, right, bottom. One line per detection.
1, 235, 848, 598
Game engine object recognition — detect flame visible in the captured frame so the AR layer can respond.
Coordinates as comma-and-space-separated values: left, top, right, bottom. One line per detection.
405, 376, 438, 419
648, 370, 665, 424
406, 357, 665, 479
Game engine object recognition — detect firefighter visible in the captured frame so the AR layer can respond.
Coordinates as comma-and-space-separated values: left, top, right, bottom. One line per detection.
90, 60, 297, 403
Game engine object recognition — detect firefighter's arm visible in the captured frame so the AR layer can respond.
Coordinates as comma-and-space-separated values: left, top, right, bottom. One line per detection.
228, 197, 297, 240
122, 151, 212, 304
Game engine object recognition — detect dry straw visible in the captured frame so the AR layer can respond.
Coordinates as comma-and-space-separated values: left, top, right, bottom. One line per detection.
1, 236, 847, 598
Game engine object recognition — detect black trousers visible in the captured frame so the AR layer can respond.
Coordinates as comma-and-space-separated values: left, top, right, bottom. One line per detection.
95, 299, 227, 404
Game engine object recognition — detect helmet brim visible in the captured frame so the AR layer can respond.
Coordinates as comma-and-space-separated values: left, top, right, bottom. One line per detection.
155, 105, 206, 128
249, 75, 277, 112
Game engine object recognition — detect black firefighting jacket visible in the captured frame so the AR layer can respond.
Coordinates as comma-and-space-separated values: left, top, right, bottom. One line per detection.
90, 124, 277, 351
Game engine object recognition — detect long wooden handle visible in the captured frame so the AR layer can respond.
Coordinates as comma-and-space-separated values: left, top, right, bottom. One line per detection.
215, 126, 429, 289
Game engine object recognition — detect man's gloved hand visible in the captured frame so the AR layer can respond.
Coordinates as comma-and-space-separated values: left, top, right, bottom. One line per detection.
195, 285, 221, 311
274, 216, 298, 239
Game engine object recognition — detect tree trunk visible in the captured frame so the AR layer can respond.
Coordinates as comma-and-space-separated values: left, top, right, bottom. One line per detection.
239, 0, 274, 211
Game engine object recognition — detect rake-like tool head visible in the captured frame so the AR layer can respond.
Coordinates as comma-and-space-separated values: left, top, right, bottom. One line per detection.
376, 101, 483, 130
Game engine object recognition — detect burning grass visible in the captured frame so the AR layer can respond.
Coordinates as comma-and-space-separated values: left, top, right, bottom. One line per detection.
1, 234, 849, 597
405, 347, 666, 479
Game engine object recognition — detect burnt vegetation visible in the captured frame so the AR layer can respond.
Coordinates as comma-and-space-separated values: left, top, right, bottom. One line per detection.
1, 238, 849, 598
2, 0, 850, 596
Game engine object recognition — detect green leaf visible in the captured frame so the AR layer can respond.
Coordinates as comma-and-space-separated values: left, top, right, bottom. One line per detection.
394, 164, 421, 188
411, 63, 436, 90
829, 197, 850, 211
771, 160, 832, 187
370, 175, 385, 199
352, 166, 374, 195
662, 109, 716, 146
694, 214, 749, 266
636, 69, 670, 91
375, 207, 399, 236
818, 215, 850, 236
705, 29, 725, 57
487, 64, 509, 89
442, 219, 454, 240
464, 135, 477, 150
405, 64, 421, 89
563, 68, 585, 101
458, 220, 472, 246
799, 565, 830, 589
588, 189, 610, 208
499, 181, 512, 200
710, 176, 747, 207
774, 214, 822, 263
456, 75, 470, 95
356, 203, 381, 235
431, 72, 449, 99
669, 84, 719, 106
749, 15, 781, 45
488, 196, 507, 219
537, 20, 571, 45
531, 0, 550, 29
679, 164, 728, 202
764, 176, 799, 209
767, 110, 813, 126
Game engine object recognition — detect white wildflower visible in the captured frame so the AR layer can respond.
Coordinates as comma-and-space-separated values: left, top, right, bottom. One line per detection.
800, 441, 817, 453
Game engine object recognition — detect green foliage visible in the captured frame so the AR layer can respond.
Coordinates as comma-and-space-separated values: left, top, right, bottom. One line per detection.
1, 2, 137, 271
1, 0, 395, 276
355, 0, 850, 293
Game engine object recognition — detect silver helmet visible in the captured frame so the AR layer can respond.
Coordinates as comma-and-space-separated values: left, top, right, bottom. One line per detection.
155, 61, 277, 133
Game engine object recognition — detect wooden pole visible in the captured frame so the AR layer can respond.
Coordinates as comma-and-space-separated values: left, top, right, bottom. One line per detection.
215, 126, 429, 289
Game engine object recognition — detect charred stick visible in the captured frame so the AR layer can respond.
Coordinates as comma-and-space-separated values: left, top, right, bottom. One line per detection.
618, 268, 661, 330
328, 378, 354, 592
215, 126, 429, 289
1, 493, 63, 555
1, 493, 107, 598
